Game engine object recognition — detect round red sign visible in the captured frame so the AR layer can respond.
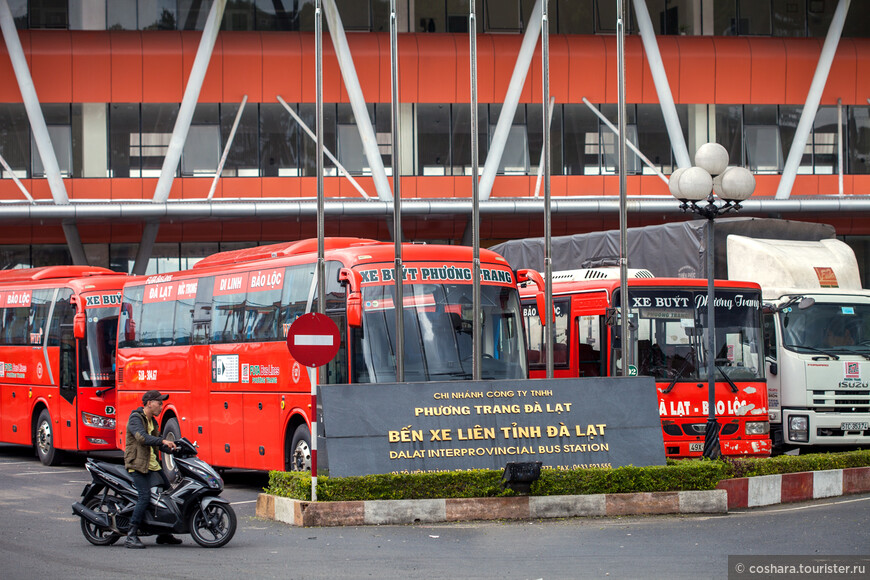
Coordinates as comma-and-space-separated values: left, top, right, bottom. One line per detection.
286, 312, 341, 368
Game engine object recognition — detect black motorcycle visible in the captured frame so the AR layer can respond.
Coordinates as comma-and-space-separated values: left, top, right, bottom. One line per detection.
72, 438, 236, 548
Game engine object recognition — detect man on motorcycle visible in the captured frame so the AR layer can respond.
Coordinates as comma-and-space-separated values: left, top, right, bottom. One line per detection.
124, 390, 179, 549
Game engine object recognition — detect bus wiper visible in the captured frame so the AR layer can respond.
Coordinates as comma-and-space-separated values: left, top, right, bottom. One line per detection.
715, 364, 740, 393
783, 344, 840, 360
662, 355, 694, 395
95, 385, 116, 397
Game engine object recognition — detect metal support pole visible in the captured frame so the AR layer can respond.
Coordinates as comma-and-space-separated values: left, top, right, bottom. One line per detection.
703, 218, 720, 458
617, 0, 630, 376
837, 98, 844, 196
312, 0, 325, 503
632, 0, 691, 169
534, 97, 556, 198
582, 97, 668, 183
390, 0, 404, 382
277, 96, 372, 200
542, 0, 553, 379
322, 0, 392, 201
775, 0, 850, 199
207, 95, 247, 200
470, 0, 481, 382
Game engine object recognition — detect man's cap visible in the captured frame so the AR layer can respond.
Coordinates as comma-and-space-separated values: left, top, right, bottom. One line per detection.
142, 390, 169, 404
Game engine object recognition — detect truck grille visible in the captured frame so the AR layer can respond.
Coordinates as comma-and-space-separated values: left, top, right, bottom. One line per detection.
811, 389, 870, 412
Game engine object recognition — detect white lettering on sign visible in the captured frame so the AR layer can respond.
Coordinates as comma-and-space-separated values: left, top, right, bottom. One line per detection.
295, 335, 334, 346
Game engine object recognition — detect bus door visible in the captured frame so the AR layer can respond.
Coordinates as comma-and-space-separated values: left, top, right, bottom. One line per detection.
571, 292, 608, 378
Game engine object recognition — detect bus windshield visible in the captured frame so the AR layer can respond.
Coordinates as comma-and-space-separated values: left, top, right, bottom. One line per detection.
780, 300, 870, 355
619, 288, 764, 382
352, 283, 527, 382
80, 307, 118, 388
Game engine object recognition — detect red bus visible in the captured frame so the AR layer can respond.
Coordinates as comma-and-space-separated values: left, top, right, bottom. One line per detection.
115, 238, 528, 473
0, 266, 125, 464
520, 269, 771, 458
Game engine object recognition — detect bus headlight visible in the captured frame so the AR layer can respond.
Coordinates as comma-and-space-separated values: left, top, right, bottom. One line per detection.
788, 415, 809, 443
82, 412, 116, 430
745, 421, 769, 435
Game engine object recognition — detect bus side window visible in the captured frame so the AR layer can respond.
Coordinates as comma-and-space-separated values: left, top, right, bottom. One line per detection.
192, 277, 214, 345
577, 315, 602, 377
119, 286, 144, 348
29, 289, 54, 345
280, 265, 313, 337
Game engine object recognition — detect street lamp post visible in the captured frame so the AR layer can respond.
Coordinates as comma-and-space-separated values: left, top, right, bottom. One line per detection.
668, 143, 756, 458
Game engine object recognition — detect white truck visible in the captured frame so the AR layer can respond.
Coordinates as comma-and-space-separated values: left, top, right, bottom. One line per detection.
727, 236, 870, 451
493, 217, 870, 452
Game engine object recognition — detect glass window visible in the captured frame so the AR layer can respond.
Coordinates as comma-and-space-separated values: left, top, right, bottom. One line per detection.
174, 280, 197, 345
255, 0, 298, 31
119, 285, 144, 349
182, 104, 221, 177
0, 246, 30, 269
219, 102, 259, 177
297, 103, 337, 177
280, 264, 315, 336
807, 0, 833, 37
260, 103, 299, 177
1, 303, 29, 345
600, 105, 639, 174
842, 1, 870, 38
563, 104, 600, 176
244, 268, 284, 342
109, 103, 140, 178
557, 0, 593, 34
178, 0, 210, 30
29, 289, 55, 344
29, 0, 67, 29
109, 242, 180, 275
8, 0, 27, 29
637, 104, 682, 174
744, 105, 782, 173
107, 0, 138, 30
0, 103, 31, 178
180, 242, 220, 269
713, 0, 738, 36
490, 104, 529, 175
48, 289, 74, 347
140, 0, 177, 30
337, 104, 372, 175
738, 0, 772, 35
714, 104, 743, 166
417, 104, 451, 176
772, 0, 806, 37
645, 0, 696, 35
222, 0, 254, 31
335, 0, 371, 31
486, 0, 521, 32
524, 297, 570, 369
141, 104, 178, 177
778, 105, 811, 173
527, 102, 563, 177
848, 106, 870, 174
451, 104, 488, 176
212, 280, 246, 343
375, 103, 392, 175
31, 104, 72, 178
31, 245, 72, 267
577, 315, 603, 377
139, 292, 177, 347
812, 106, 842, 175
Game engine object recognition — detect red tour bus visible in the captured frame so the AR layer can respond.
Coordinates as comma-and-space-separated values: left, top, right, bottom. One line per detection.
0, 266, 125, 464
520, 268, 771, 459
115, 238, 528, 473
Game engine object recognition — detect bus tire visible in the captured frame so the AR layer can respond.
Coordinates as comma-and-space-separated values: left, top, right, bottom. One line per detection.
287, 424, 311, 472
161, 417, 181, 482
35, 409, 63, 466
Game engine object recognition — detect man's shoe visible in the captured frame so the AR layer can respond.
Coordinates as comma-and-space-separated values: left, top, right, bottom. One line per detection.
125, 533, 146, 549
156, 534, 182, 545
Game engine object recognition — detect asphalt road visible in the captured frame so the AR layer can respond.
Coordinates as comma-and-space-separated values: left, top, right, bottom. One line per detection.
1, 443, 868, 579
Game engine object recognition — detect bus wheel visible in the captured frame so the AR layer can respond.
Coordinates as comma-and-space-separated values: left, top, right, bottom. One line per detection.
287, 425, 311, 472
161, 417, 181, 482
35, 409, 63, 466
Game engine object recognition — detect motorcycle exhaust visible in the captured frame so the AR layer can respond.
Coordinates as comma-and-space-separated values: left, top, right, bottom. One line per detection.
72, 502, 111, 529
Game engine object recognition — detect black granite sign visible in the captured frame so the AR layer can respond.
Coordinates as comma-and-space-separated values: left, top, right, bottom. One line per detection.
318, 377, 665, 477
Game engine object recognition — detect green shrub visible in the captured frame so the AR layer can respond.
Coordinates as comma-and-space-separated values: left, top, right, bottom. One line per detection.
265, 449, 870, 502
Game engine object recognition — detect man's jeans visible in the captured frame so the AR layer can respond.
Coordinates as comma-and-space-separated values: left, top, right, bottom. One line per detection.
129, 470, 169, 528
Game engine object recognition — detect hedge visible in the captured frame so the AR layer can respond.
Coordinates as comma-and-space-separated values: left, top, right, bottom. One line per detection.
266, 449, 870, 502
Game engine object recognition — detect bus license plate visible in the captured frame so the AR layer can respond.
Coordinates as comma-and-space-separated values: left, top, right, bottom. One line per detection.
689, 443, 703, 452
841, 422, 868, 431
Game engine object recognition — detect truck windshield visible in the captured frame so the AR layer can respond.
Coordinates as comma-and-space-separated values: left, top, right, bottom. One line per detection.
80, 307, 118, 388
780, 301, 870, 354
618, 288, 764, 382
351, 283, 527, 382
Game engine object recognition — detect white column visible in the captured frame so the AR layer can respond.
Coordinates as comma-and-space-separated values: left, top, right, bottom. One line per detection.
82, 103, 108, 178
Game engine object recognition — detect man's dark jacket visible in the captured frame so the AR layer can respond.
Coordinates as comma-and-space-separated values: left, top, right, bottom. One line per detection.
124, 407, 165, 474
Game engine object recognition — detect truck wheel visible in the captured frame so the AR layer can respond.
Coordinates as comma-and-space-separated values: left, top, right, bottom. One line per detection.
35, 409, 64, 466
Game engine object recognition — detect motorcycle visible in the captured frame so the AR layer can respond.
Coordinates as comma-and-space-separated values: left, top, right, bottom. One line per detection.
72, 437, 236, 548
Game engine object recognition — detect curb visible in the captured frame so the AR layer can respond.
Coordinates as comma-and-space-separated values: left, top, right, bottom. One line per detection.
715, 466, 870, 509
256, 490, 727, 527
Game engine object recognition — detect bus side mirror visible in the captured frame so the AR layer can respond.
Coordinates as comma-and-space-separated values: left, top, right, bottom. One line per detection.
517, 269, 547, 326
74, 312, 86, 340
339, 267, 362, 328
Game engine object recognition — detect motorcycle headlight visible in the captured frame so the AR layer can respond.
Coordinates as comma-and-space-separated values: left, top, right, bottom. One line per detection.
190, 464, 222, 489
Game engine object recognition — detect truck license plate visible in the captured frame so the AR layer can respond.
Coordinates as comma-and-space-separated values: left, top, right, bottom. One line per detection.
689, 442, 703, 452
841, 422, 868, 431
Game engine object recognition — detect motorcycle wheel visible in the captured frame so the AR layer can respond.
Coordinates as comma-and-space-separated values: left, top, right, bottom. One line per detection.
188, 502, 236, 548
80, 497, 121, 546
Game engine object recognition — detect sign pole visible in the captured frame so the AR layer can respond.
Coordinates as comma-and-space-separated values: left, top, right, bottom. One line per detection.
308, 366, 318, 501
313, 0, 325, 503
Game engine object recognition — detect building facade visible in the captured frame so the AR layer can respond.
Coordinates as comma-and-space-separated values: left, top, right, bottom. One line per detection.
0, 0, 868, 279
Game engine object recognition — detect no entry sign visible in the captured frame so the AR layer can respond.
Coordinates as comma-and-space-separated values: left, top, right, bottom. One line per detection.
286, 312, 340, 368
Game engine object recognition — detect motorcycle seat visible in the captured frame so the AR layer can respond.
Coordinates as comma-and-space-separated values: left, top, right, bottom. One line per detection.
101, 462, 136, 484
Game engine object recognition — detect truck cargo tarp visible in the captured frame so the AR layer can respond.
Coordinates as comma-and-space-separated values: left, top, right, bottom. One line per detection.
491, 218, 835, 279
